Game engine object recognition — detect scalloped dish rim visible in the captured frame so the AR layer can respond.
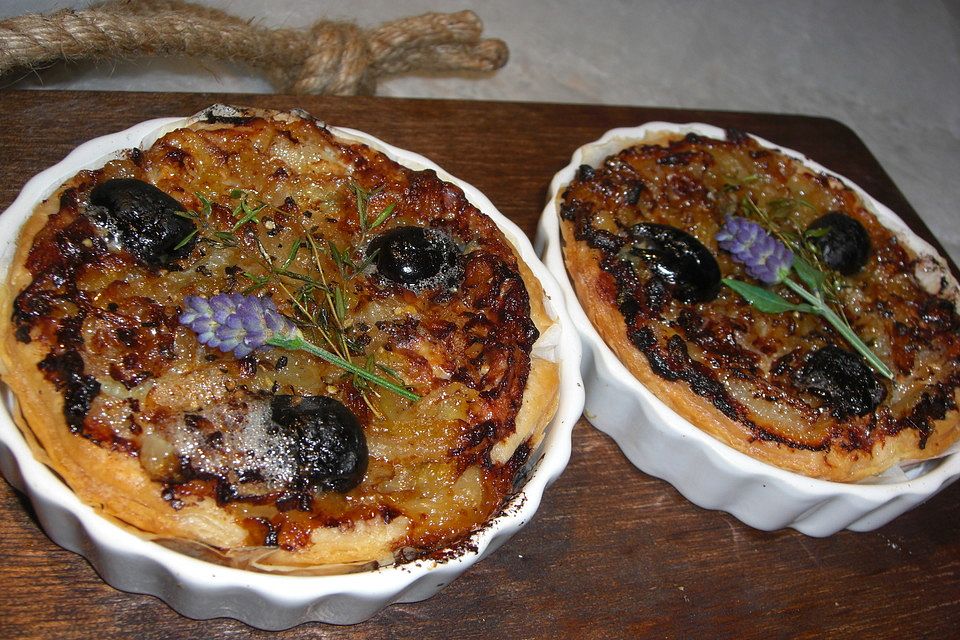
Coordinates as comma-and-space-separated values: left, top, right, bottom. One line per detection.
536, 120, 960, 536
0, 108, 585, 628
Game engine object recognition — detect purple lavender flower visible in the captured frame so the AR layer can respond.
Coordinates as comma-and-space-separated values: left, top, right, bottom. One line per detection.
716, 216, 794, 284
179, 293, 299, 358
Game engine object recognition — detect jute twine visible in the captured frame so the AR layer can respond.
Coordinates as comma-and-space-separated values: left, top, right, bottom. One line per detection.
0, 0, 509, 95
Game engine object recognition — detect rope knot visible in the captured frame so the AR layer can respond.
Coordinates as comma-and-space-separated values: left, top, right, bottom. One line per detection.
291, 21, 371, 96
0, 1, 509, 96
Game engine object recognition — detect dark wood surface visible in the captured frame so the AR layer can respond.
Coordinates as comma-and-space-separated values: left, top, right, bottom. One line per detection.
0, 90, 957, 639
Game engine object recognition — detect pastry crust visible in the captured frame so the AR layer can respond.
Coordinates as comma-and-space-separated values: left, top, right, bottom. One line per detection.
0, 106, 559, 571
559, 129, 960, 482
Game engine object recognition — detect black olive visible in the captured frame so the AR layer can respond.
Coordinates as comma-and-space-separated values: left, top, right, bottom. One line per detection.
271, 395, 367, 493
806, 212, 871, 275
625, 223, 721, 303
576, 164, 595, 181
89, 178, 196, 267
794, 345, 886, 419
367, 226, 462, 290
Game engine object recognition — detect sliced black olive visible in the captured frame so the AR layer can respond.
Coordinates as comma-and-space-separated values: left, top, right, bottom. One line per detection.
625, 223, 721, 303
271, 395, 367, 493
89, 178, 196, 267
367, 226, 462, 291
806, 212, 871, 275
794, 345, 886, 419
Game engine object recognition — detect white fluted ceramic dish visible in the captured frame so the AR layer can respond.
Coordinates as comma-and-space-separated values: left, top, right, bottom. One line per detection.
535, 121, 960, 537
0, 107, 584, 629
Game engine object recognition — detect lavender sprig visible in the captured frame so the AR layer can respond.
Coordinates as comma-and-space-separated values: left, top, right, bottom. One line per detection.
716, 215, 794, 284
180, 293, 419, 401
717, 216, 893, 380
181, 293, 298, 358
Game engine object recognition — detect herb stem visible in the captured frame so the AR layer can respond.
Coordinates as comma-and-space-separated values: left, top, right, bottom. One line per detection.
303, 232, 353, 359
272, 276, 341, 355
184, 189, 414, 406
267, 335, 419, 401
781, 278, 893, 379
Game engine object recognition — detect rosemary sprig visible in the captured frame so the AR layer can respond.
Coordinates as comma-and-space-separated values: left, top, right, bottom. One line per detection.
739, 195, 851, 323
267, 333, 418, 401
717, 214, 893, 379
180, 293, 418, 401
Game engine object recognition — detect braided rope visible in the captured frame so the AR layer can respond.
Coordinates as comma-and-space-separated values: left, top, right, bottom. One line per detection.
0, 0, 509, 95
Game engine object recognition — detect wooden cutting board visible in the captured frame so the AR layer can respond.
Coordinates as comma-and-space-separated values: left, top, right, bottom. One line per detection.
0, 90, 957, 639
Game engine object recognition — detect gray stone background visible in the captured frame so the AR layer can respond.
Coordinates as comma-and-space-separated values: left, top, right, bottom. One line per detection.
3, 1, 958, 263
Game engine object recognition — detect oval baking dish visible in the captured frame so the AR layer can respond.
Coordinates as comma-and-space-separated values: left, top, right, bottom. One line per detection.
536, 121, 960, 536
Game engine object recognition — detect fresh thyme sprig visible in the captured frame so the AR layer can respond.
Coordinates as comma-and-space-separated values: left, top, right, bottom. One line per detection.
351, 181, 396, 235
229, 188, 267, 231
173, 192, 238, 250
174, 186, 413, 403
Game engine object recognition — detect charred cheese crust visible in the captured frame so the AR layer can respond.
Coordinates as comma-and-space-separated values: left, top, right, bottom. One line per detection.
559, 129, 960, 482
0, 107, 559, 572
